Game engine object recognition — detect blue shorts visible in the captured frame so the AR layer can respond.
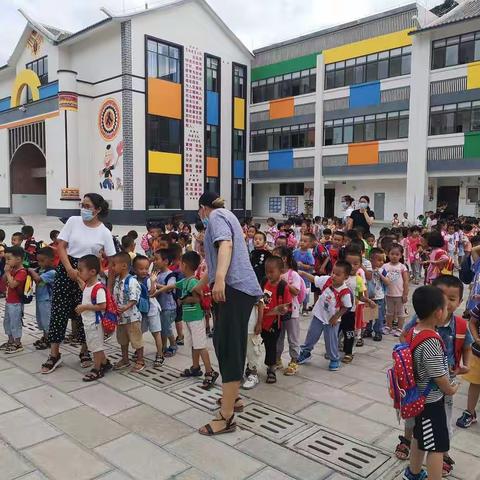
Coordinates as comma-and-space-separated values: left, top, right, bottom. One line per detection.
160, 309, 176, 337
4, 303, 23, 339
36, 299, 51, 333
141, 312, 162, 334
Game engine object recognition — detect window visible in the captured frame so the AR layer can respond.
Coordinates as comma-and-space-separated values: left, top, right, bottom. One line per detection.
205, 177, 220, 194
232, 179, 245, 210
429, 100, 480, 135
251, 124, 315, 151
233, 64, 246, 98
26, 56, 48, 102
206, 125, 219, 157
147, 174, 182, 209
432, 30, 480, 69
147, 115, 181, 153
467, 187, 479, 204
206, 56, 219, 92
147, 39, 181, 83
233, 130, 245, 160
280, 183, 304, 196
324, 46, 411, 89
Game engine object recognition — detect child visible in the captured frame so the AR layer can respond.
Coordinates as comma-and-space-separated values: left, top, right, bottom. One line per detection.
141, 224, 154, 257
29, 247, 56, 350
133, 255, 164, 368
297, 261, 353, 371
22, 225, 39, 268
266, 217, 278, 250
403, 285, 459, 480
407, 227, 422, 284
426, 231, 449, 284
11, 232, 23, 247
383, 244, 409, 337
1, 247, 27, 353
293, 234, 315, 315
74, 255, 112, 382
328, 231, 344, 268
112, 252, 145, 372
122, 235, 137, 262
322, 228, 332, 246
444, 224, 458, 263
193, 221, 205, 253
0, 230, 6, 294
261, 256, 292, 384
246, 225, 257, 254
158, 251, 219, 390
169, 243, 185, 345
178, 233, 192, 253
153, 249, 177, 357
392, 213, 400, 227
250, 232, 271, 283
242, 300, 264, 390
49, 230, 60, 267
127, 230, 138, 241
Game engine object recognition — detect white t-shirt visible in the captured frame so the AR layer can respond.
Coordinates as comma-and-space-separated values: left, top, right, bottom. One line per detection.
312, 276, 352, 324
281, 269, 302, 319
146, 278, 161, 317
82, 282, 106, 326
58, 216, 117, 258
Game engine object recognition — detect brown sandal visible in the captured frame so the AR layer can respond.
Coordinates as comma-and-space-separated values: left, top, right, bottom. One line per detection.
199, 412, 236, 436
216, 397, 244, 413
395, 435, 411, 460
131, 361, 146, 373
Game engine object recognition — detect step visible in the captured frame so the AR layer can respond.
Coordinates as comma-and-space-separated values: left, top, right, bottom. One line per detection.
0, 215, 24, 226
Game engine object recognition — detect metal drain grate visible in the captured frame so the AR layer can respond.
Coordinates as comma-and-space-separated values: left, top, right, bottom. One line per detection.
237, 403, 310, 442
125, 364, 186, 388
290, 429, 393, 479
168, 382, 223, 411
23, 320, 42, 336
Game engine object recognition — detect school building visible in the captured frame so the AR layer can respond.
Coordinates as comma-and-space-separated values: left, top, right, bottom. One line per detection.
0, 0, 251, 223
249, 0, 480, 221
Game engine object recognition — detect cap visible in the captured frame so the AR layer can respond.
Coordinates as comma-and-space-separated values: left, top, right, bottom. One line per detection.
198, 191, 220, 208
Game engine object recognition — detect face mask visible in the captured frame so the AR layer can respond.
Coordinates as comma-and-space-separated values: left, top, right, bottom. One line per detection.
201, 217, 209, 228
341, 201, 348, 209
358, 202, 368, 209
81, 208, 95, 222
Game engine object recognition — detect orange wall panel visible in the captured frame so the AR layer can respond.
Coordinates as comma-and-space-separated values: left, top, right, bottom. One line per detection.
148, 77, 182, 119
348, 142, 379, 165
269, 97, 294, 120
206, 157, 219, 177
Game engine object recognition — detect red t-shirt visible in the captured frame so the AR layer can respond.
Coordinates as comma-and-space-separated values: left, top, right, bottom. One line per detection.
49, 241, 60, 267
262, 279, 292, 331
6, 268, 27, 304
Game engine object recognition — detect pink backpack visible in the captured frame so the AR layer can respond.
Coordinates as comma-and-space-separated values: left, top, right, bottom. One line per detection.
287, 269, 306, 304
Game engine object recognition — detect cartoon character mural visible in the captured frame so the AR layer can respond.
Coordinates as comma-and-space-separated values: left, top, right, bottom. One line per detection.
99, 140, 123, 190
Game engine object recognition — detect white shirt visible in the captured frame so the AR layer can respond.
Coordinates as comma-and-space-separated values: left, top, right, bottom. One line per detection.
58, 216, 116, 258
400, 218, 411, 227
281, 269, 303, 319
146, 278, 161, 317
312, 276, 352, 324
82, 282, 106, 326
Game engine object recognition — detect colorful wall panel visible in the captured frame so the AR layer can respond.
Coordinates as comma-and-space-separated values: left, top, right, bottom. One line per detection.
234, 160, 245, 178
234, 97, 245, 130
0, 97, 10, 112
269, 97, 294, 120
148, 151, 182, 174
464, 132, 480, 158
467, 62, 480, 90
349, 82, 380, 108
268, 150, 294, 170
323, 29, 412, 64
206, 91, 219, 126
348, 142, 379, 165
147, 78, 182, 119
252, 53, 318, 82
39, 82, 59, 100
206, 156, 219, 177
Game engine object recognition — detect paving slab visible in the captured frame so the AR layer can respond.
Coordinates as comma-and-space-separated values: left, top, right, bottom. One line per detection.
24, 436, 111, 480
451, 429, 480, 457
445, 448, 480, 479
344, 380, 392, 405
95, 472, 131, 480
0, 357, 15, 371
100, 372, 143, 391
49, 406, 128, 448
35, 365, 90, 393
0, 388, 22, 414
173, 468, 214, 480
248, 466, 296, 480
0, 440, 34, 479
14, 385, 80, 417
126, 385, 189, 415
0, 367, 42, 394
95, 433, 188, 480
165, 432, 264, 480
16, 472, 48, 480
358, 402, 404, 429
7, 351, 49, 373
297, 366, 357, 388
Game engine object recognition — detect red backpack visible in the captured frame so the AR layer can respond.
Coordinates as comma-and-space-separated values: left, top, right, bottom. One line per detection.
320, 277, 352, 309
387, 329, 445, 420
91, 283, 119, 334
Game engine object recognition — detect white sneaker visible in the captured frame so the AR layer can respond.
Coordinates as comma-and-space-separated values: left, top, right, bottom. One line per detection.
242, 374, 259, 390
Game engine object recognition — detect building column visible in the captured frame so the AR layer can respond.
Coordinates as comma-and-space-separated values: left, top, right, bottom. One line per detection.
406, 34, 431, 218
313, 54, 325, 217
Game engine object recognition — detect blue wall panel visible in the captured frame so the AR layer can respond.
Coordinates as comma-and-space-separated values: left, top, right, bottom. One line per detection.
234, 160, 245, 178
206, 91, 219, 126
268, 150, 294, 170
0, 97, 10, 112
349, 81, 380, 108
39, 81, 59, 100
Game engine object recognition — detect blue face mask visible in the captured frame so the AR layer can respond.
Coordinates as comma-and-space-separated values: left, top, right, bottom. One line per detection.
358, 202, 368, 209
201, 217, 209, 228
81, 208, 95, 222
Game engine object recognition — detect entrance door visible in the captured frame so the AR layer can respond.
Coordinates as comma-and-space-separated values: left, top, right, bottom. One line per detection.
374, 192, 385, 220
10, 143, 46, 214
437, 186, 459, 217
324, 189, 335, 218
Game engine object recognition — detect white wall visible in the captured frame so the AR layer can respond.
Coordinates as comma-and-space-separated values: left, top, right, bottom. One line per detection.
0, 128, 9, 209
45, 114, 67, 210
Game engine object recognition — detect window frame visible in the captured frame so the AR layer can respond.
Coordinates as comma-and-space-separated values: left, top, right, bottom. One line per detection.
432, 30, 480, 69
26, 55, 48, 103
146, 37, 182, 83
428, 100, 480, 136
250, 123, 316, 152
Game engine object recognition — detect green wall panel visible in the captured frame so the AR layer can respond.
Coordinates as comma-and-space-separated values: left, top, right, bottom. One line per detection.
252, 53, 319, 82
464, 132, 480, 158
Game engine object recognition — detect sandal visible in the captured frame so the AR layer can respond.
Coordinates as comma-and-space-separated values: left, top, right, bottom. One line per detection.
100, 359, 113, 374
35, 339, 50, 350
83, 368, 104, 382
216, 397, 244, 413
79, 352, 93, 369
41, 355, 62, 374
356, 338, 364, 347
342, 354, 353, 364
266, 369, 277, 384
131, 361, 146, 373
180, 366, 203, 377
153, 354, 164, 368
199, 412, 236, 436
200, 370, 219, 390
164, 346, 177, 358
443, 454, 455, 477
113, 360, 131, 370
395, 435, 411, 460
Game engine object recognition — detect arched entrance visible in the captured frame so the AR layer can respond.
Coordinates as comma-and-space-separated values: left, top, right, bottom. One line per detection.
10, 142, 46, 214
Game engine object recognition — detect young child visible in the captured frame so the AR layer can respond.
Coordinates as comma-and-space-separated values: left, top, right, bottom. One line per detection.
246, 225, 257, 254
426, 231, 449, 284
266, 217, 278, 250
133, 255, 164, 368
444, 224, 458, 264
250, 231, 271, 283
74, 255, 112, 381
328, 231, 344, 268
122, 235, 137, 262
22, 225, 39, 268
48, 230, 60, 267
0, 230, 6, 295
297, 261, 353, 371
193, 221, 205, 254
158, 251, 218, 390
293, 234, 315, 315
1, 247, 27, 353
407, 227, 422, 284
141, 224, 154, 257
29, 247, 56, 350
153, 249, 177, 357
392, 213, 400, 227
169, 243, 185, 345
112, 252, 145, 372
127, 230, 138, 241
322, 228, 332, 246
403, 285, 459, 480
11, 232, 23, 247
242, 300, 264, 390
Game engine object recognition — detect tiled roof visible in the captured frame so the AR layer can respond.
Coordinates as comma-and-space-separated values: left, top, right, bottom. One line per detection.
40, 24, 72, 41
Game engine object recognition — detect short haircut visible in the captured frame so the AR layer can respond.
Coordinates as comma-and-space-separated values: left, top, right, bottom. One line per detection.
334, 260, 352, 276
267, 217, 276, 223
254, 231, 267, 242
412, 285, 445, 320
155, 248, 171, 262
21, 225, 34, 237
49, 230, 60, 241
344, 247, 362, 262
333, 230, 345, 238
388, 244, 404, 254
346, 229, 360, 241
432, 274, 464, 299
181, 250, 201, 271
323, 228, 332, 235
168, 231, 179, 242
266, 255, 284, 270
160, 233, 171, 243
170, 243, 183, 259
248, 225, 257, 232
5, 246, 24, 259
127, 230, 138, 240
132, 254, 149, 268
37, 247, 54, 259
0, 229, 4, 242
428, 231, 445, 248
369, 247, 385, 259
114, 251, 131, 267
12, 232, 23, 240
304, 233, 316, 243
365, 233, 375, 240
350, 239, 365, 253
410, 226, 421, 233
471, 235, 480, 247
79, 254, 101, 273
121, 235, 135, 250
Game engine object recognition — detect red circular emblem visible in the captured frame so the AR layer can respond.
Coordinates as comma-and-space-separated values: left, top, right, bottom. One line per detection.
98, 98, 121, 141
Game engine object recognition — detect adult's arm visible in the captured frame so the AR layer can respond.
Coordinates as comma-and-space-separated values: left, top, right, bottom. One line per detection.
212, 240, 233, 303
363, 209, 374, 226
57, 240, 77, 281
346, 217, 353, 230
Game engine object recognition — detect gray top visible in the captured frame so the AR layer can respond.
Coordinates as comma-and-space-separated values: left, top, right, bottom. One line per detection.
204, 208, 262, 298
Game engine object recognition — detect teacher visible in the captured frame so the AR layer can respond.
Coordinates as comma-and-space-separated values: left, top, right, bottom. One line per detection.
347, 195, 375, 235
197, 192, 262, 436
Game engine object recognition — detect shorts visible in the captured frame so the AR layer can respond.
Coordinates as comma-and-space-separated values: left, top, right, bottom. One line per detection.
386, 296, 406, 318
84, 322, 104, 354
413, 398, 449, 453
116, 322, 143, 349
311, 283, 319, 294
141, 312, 161, 334
36, 299, 51, 333
184, 319, 207, 350
160, 309, 176, 338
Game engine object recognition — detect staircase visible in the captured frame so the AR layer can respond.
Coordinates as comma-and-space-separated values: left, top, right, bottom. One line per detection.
0, 215, 24, 226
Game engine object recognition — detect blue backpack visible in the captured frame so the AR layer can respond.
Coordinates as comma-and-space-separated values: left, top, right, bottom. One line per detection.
125, 275, 150, 314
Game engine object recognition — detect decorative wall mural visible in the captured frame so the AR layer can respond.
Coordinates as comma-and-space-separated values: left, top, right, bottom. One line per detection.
184, 45, 204, 202
269, 197, 282, 213
26, 30, 42, 56
99, 140, 123, 190
285, 196, 299, 215
98, 98, 121, 141
59, 93, 78, 111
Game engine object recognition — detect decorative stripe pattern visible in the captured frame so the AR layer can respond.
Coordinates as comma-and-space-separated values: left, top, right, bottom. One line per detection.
430, 77, 467, 95
323, 155, 348, 167
294, 103, 316, 116
379, 150, 408, 164
8, 121, 46, 157
381, 86, 410, 103
427, 146, 464, 161
323, 97, 349, 112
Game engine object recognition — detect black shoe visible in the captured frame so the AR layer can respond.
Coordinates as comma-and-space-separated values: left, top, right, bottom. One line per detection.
176, 336, 185, 346
362, 330, 373, 338
373, 332, 382, 342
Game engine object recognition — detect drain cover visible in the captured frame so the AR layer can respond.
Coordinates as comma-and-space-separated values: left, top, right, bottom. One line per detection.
168, 382, 223, 411
23, 320, 42, 336
237, 403, 310, 442
290, 428, 393, 479
125, 364, 185, 388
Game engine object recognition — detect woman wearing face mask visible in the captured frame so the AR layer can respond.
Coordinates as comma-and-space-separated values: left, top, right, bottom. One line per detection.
40, 193, 117, 374
195, 192, 263, 436
347, 195, 375, 235
341, 196, 355, 225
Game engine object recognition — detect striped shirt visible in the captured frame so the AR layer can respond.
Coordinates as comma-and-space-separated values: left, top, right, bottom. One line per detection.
412, 329, 448, 404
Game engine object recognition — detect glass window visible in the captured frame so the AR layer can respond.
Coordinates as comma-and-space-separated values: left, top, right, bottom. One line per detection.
148, 39, 181, 83
442, 111, 456, 134
232, 179, 245, 210
456, 107, 471, 133
377, 59, 389, 79
475, 39, 480, 61
343, 124, 353, 143
206, 125, 219, 156
472, 108, 480, 130
233, 130, 245, 159
333, 126, 343, 144
399, 114, 409, 137
389, 55, 402, 77
467, 187, 479, 203
354, 64, 365, 84
460, 37, 475, 64
233, 64, 246, 98
206, 56, 219, 92
148, 115, 181, 153
376, 116, 387, 140
325, 70, 336, 89
205, 177, 220, 194
401, 54, 411, 75
366, 61, 378, 82
335, 68, 345, 88
430, 112, 444, 135
365, 115, 375, 141
26, 56, 49, 101
445, 43, 459, 67
147, 174, 182, 209
324, 124, 334, 146
353, 120, 364, 143
387, 113, 399, 139
432, 45, 446, 69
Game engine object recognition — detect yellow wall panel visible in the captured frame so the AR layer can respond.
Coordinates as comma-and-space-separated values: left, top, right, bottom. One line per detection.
467, 62, 480, 90
323, 29, 413, 64
148, 151, 182, 175
269, 97, 294, 120
148, 77, 182, 119
234, 97, 245, 130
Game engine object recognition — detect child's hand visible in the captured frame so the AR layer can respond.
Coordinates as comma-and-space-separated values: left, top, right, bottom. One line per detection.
4, 264, 10, 273
75, 305, 86, 315
150, 272, 157, 284
402, 295, 408, 305
453, 365, 470, 376
329, 316, 339, 326
368, 299, 376, 308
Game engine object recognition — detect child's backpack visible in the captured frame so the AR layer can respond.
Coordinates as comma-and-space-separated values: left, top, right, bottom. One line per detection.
125, 275, 150, 314
141, 233, 151, 255
319, 277, 352, 309
91, 283, 119, 334
287, 269, 307, 304
452, 315, 468, 369
433, 248, 454, 275
387, 329, 445, 420
313, 244, 332, 275
20, 270, 34, 304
